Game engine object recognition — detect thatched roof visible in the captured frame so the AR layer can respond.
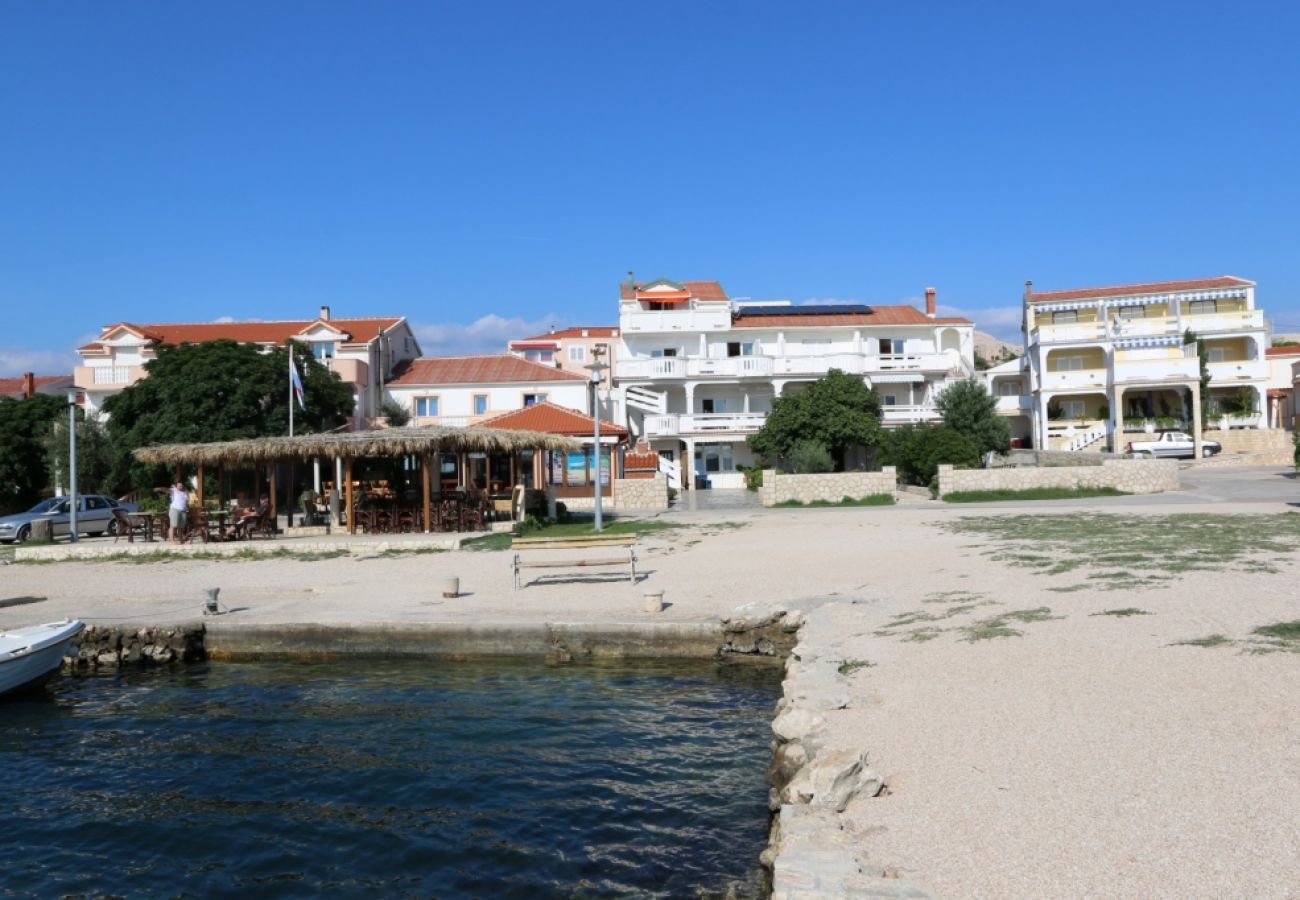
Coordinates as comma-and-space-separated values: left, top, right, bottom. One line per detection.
132, 425, 581, 467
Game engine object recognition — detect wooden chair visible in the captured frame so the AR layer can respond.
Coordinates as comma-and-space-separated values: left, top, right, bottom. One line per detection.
112, 508, 147, 543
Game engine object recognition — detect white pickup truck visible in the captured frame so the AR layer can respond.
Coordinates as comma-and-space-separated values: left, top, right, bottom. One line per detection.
1126, 431, 1222, 459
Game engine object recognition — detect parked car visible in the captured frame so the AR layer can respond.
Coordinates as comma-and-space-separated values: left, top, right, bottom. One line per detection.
1126, 431, 1222, 459
0, 495, 140, 543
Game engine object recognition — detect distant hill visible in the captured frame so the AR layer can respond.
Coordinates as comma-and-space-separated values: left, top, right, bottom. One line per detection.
975, 330, 1020, 365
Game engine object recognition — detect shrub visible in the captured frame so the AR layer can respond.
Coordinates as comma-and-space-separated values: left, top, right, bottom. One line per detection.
742, 465, 764, 491
884, 424, 980, 486
787, 440, 834, 474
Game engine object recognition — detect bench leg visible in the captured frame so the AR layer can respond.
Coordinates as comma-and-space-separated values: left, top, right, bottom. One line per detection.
629, 550, 637, 585
512, 554, 520, 590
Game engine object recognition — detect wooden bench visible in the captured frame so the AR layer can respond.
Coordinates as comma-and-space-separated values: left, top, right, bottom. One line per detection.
510, 533, 638, 590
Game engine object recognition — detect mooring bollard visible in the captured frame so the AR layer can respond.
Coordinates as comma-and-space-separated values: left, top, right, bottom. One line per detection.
643, 590, 664, 613
204, 587, 221, 615
441, 576, 460, 599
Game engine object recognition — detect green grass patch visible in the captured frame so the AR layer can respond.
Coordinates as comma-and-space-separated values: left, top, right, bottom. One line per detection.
923, 590, 986, 604
942, 487, 1126, 503
774, 494, 895, 508
1174, 634, 1231, 648
948, 512, 1300, 591
366, 547, 447, 559
958, 607, 1060, 642
462, 519, 683, 552
1091, 608, 1152, 617
837, 659, 876, 675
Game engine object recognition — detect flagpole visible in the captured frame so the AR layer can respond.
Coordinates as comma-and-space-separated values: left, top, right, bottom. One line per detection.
289, 349, 295, 438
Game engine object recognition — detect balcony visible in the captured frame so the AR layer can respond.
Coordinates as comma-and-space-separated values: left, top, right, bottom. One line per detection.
1040, 368, 1108, 390
1207, 359, 1268, 382
1030, 322, 1107, 345
643, 412, 767, 437
619, 306, 731, 334
619, 351, 953, 382
994, 395, 1032, 414
1113, 356, 1201, 384
1186, 309, 1264, 333
75, 365, 143, 388
881, 405, 942, 425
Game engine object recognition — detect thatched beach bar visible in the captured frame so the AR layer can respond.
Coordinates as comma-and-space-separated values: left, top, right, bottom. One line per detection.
132, 425, 580, 534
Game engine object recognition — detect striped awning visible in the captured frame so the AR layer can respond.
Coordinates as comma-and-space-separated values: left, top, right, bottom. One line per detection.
1114, 336, 1183, 349
870, 372, 925, 384
1033, 300, 1102, 313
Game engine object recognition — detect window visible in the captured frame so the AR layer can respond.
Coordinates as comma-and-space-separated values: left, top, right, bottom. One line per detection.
313, 343, 334, 360
523, 393, 547, 407
879, 338, 904, 355
568, 345, 586, 363
998, 380, 1022, 396
726, 342, 754, 357
1207, 347, 1226, 363
1053, 356, 1084, 371
86, 496, 108, 510
649, 348, 678, 358
695, 445, 735, 474
701, 398, 727, 414
1060, 399, 1086, 419
1188, 300, 1218, 316
1116, 306, 1146, 320
882, 394, 898, 407
414, 396, 438, 417
522, 349, 554, 363
473, 394, 489, 415
1052, 310, 1078, 324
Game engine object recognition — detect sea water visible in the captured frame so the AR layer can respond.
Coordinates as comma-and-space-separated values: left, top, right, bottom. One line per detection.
0, 658, 780, 897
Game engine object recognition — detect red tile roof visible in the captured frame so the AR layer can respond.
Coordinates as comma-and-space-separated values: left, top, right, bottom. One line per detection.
1028, 276, 1253, 303
82, 317, 406, 350
479, 401, 627, 437
619, 279, 728, 302
1266, 346, 1300, 357
0, 374, 74, 395
732, 305, 970, 328
388, 355, 587, 386
511, 326, 619, 343
624, 448, 660, 469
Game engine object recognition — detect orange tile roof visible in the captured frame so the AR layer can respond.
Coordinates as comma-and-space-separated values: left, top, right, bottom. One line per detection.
512, 326, 619, 343
1028, 276, 1253, 303
388, 355, 587, 386
479, 401, 627, 436
1266, 346, 1300, 357
624, 448, 660, 469
619, 279, 728, 302
86, 317, 406, 348
0, 374, 74, 395
732, 305, 970, 328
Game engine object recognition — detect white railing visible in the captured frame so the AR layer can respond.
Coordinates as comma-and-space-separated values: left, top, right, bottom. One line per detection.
773, 353, 865, 376
620, 352, 954, 381
1217, 412, 1262, 429
643, 412, 768, 437
1207, 359, 1268, 381
93, 366, 133, 385
1113, 356, 1201, 382
1031, 322, 1107, 344
880, 405, 941, 424
995, 395, 1032, 413
657, 455, 681, 490
624, 384, 667, 414
1047, 421, 1108, 451
619, 306, 731, 333
1041, 367, 1108, 389
1187, 310, 1265, 333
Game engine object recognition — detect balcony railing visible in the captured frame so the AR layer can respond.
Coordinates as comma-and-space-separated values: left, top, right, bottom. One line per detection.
1040, 367, 1108, 389
1113, 356, 1201, 383
1207, 359, 1268, 381
880, 405, 942, 424
95, 366, 134, 385
643, 412, 768, 437
619, 351, 953, 381
994, 395, 1032, 413
619, 306, 731, 333
1031, 309, 1265, 346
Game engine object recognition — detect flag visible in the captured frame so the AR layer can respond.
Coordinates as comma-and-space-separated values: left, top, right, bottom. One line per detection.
289, 354, 307, 411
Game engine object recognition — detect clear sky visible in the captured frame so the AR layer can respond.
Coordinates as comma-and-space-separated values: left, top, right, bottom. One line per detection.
3, 1, 1298, 375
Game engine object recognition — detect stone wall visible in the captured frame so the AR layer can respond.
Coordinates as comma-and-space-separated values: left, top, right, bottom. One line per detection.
559, 475, 670, 511
1209, 428, 1292, 454
759, 468, 897, 507
937, 459, 1178, 497
989, 449, 1118, 468
65, 624, 207, 672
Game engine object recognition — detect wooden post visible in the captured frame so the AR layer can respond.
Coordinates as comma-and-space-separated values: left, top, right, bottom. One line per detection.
345, 458, 355, 535
196, 464, 205, 508
175, 464, 184, 487
269, 466, 278, 530
421, 454, 431, 534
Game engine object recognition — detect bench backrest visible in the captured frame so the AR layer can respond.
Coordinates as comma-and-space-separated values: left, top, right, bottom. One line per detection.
511, 533, 636, 551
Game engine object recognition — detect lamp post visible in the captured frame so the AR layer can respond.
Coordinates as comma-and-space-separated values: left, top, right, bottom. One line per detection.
585, 345, 609, 532
67, 392, 78, 543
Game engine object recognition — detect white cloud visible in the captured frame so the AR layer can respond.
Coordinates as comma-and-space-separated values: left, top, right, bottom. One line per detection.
410, 313, 563, 356
798, 297, 865, 306
938, 304, 1023, 342
0, 345, 81, 377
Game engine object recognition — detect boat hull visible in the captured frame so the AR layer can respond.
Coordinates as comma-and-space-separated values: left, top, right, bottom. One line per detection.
0, 620, 84, 699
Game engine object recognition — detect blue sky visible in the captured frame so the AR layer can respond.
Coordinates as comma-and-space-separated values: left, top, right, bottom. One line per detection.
3, 1, 1298, 375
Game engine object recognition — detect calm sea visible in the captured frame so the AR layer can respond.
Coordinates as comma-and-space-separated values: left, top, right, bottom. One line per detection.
0, 658, 780, 898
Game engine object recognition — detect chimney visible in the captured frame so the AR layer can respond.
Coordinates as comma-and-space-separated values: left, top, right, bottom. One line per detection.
319, 305, 331, 321
925, 287, 937, 318
22, 372, 35, 399
1024, 280, 1034, 302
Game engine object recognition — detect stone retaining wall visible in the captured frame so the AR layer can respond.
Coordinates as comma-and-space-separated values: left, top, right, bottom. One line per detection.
1208, 429, 1292, 454
65, 624, 207, 672
560, 475, 669, 512
937, 459, 1178, 497
759, 468, 897, 507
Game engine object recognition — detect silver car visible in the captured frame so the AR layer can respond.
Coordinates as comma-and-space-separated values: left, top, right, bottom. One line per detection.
0, 495, 140, 543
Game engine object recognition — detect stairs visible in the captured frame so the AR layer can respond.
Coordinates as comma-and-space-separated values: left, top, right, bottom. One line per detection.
658, 455, 682, 491
625, 385, 667, 415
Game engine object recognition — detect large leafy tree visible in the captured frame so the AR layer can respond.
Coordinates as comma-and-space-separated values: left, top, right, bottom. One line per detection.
43, 412, 119, 497
882, 423, 980, 487
749, 369, 884, 469
103, 340, 354, 489
0, 393, 65, 514
934, 379, 1011, 456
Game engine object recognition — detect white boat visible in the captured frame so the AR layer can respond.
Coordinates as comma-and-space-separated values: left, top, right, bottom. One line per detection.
0, 619, 84, 699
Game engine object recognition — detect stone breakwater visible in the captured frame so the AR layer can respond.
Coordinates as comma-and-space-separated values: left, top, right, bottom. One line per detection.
721, 603, 934, 900
64, 624, 207, 672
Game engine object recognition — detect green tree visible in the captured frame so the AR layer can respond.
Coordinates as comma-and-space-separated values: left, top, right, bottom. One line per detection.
0, 393, 65, 514
748, 369, 884, 469
43, 412, 119, 497
103, 340, 354, 489
1183, 329, 1211, 424
882, 424, 980, 487
787, 439, 835, 474
379, 399, 412, 427
934, 379, 1011, 456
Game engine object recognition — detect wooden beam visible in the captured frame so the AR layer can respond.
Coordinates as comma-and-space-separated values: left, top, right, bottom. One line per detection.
196, 464, 205, 508
345, 458, 355, 535
269, 466, 278, 529
421, 454, 431, 534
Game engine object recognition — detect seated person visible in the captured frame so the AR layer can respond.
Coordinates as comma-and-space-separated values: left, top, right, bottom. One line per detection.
298, 488, 320, 525
230, 496, 270, 539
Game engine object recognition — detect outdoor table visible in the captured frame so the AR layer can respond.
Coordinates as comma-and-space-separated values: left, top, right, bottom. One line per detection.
125, 512, 156, 542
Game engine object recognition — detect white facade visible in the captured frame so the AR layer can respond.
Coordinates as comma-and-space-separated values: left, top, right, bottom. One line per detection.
1022, 276, 1269, 453
612, 279, 975, 489
385, 379, 589, 426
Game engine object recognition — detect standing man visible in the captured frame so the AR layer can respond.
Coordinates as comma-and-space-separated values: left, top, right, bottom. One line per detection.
168, 480, 189, 544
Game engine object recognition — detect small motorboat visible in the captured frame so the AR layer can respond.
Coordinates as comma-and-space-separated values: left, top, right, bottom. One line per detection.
0, 619, 84, 699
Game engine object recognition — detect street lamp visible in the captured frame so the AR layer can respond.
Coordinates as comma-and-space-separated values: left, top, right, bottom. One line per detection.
584, 344, 610, 532
67, 392, 78, 543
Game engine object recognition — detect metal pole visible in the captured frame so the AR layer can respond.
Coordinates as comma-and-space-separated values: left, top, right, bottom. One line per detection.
67, 396, 78, 543
593, 375, 602, 532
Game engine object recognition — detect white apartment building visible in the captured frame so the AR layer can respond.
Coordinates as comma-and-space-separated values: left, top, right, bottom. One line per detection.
612, 277, 975, 488
74, 307, 419, 427
384, 355, 590, 427
1022, 275, 1269, 454
508, 326, 619, 390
